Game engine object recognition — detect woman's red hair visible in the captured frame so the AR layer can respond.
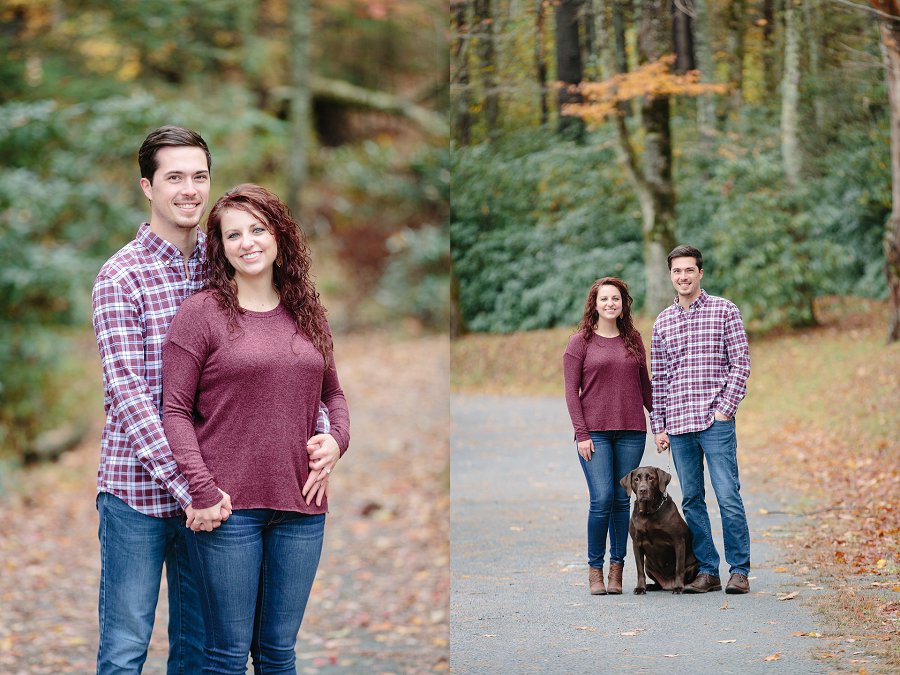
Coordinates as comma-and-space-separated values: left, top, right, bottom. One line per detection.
205, 184, 331, 365
578, 277, 645, 363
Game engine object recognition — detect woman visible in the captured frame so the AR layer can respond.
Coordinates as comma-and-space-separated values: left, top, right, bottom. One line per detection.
162, 184, 349, 673
563, 277, 651, 595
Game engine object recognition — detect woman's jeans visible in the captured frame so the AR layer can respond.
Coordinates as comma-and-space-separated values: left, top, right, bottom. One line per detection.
96, 492, 204, 675
187, 509, 326, 675
578, 430, 646, 568
669, 418, 751, 577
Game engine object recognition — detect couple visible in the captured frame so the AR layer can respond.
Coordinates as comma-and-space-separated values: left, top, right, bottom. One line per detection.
91, 126, 349, 673
563, 247, 751, 596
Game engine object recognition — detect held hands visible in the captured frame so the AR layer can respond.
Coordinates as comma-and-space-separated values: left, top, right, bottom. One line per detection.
302, 433, 341, 507
185, 489, 232, 532
577, 439, 594, 461
654, 432, 670, 454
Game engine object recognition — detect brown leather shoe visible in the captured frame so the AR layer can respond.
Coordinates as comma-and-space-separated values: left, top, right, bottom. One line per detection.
725, 573, 750, 594
683, 573, 722, 594
589, 566, 607, 595
607, 562, 624, 594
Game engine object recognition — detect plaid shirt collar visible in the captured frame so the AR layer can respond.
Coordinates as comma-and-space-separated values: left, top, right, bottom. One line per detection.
137, 222, 205, 266
671, 288, 709, 314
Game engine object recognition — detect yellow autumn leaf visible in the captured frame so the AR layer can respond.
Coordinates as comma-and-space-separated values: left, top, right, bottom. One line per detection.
764, 652, 782, 662
876, 558, 887, 569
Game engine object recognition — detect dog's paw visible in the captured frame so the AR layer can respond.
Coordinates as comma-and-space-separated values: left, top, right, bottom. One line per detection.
633, 587, 646, 595
672, 587, 683, 595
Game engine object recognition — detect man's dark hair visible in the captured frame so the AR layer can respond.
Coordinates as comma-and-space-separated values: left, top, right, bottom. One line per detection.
138, 126, 211, 183
667, 245, 703, 270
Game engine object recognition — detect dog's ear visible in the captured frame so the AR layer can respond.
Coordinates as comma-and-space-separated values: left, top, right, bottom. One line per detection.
655, 467, 672, 490
620, 471, 635, 496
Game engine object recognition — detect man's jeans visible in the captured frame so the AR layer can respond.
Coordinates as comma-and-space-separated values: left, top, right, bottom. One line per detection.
96, 492, 204, 674
579, 430, 646, 568
187, 509, 326, 675
669, 418, 751, 577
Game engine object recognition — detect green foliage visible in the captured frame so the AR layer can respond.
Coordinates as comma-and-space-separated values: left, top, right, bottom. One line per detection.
376, 224, 450, 330
452, 129, 645, 332
453, 116, 890, 333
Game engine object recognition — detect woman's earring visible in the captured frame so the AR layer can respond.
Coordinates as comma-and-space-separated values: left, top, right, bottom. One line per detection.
276, 253, 283, 268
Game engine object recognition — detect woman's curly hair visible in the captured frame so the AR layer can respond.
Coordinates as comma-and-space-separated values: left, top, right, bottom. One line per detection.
204, 183, 331, 365
578, 276, 645, 363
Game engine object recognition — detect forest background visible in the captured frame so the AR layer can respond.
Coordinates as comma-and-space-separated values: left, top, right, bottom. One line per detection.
450, 0, 900, 338
0, 0, 450, 462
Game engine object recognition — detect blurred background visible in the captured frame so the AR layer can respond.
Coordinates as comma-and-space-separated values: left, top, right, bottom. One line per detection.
0, 1, 449, 672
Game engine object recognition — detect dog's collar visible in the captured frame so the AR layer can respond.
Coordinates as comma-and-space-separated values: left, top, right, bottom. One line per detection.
647, 492, 669, 515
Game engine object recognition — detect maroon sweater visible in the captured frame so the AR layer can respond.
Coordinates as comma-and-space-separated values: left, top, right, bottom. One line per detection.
162, 291, 349, 513
563, 332, 652, 442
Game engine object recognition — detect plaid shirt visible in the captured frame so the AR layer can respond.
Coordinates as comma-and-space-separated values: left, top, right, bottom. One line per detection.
649, 290, 750, 436
93, 223, 330, 518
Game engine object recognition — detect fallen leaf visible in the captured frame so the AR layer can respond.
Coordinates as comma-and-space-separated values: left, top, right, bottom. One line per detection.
621, 631, 639, 636
574, 626, 596, 632
777, 591, 800, 601
663, 654, 684, 658
720, 600, 729, 610
876, 558, 886, 569
480, 634, 497, 638
509, 526, 524, 532
758, 507, 769, 514
773, 567, 788, 573
792, 632, 821, 637
717, 639, 737, 643
764, 652, 782, 662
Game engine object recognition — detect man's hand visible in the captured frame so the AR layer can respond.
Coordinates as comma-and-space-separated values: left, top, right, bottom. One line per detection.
714, 410, 732, 421
654, 432, 670, 453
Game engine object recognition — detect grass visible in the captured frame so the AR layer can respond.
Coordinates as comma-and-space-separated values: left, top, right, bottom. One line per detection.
451, 296, 900, 672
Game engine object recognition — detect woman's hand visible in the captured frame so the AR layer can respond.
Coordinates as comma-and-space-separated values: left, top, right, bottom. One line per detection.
302, 434, 340, 506
185, 489, 232, 532
577, 439, 594, 461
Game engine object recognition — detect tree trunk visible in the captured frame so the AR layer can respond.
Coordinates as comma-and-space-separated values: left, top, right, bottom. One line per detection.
781, 0, 801, 187
555, 0, 586, 141
473, 0, 500, 138
694, 0, 716, 141
803, 0, 825, 130
727, 0, 746, 113
452, 1, 473, 145
612, 0, 629, 76
762, 0, 779, 97
535, 0, 549, 125
873, 1, 900, 342
637, 0, 677, 314
288, 0, 311, 216
671, 0, 695, 72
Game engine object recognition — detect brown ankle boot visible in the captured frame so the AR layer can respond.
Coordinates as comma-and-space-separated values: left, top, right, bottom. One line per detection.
607, 562, 624, 594
589, 566, 607, 595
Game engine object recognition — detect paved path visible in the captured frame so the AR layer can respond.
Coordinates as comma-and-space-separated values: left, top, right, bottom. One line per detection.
451, 395, 832, 674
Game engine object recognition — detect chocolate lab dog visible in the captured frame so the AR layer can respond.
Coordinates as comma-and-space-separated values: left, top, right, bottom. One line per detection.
620, 466, 699, 595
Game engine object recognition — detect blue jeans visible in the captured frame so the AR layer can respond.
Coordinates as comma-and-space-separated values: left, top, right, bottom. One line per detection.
670, 418, 751, 577
96, 492, 204, 675
578, 430, 646, 568
187, 509, 326, 675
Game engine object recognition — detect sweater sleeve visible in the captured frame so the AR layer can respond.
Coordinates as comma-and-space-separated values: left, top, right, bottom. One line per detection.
563, 335, 590, 442
161, 304, 222, 510
637, 340, 653, 414
320, 333, 350, 455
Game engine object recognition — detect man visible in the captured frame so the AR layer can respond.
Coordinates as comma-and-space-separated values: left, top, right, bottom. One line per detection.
649, 245, 752, 595
93, 126, 332, 673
